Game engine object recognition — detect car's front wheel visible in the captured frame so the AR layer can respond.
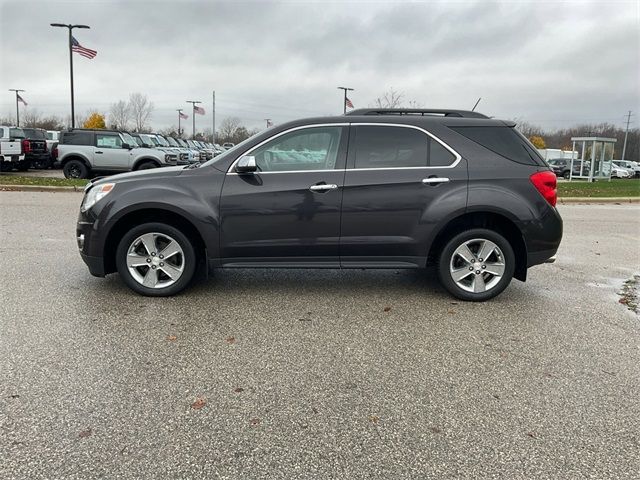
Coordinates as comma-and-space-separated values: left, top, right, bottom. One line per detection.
115, 223, 197, 296
437, 228, 515, 301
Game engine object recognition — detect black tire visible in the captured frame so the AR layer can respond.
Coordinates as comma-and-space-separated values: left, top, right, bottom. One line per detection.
115, 222, 197, 296
563, 170, 570, 180
437, 228, 515, 302
63, 159, 89, 179
16, 161, 29, 172
32, 157, 52, 169
136, 161, 158, 170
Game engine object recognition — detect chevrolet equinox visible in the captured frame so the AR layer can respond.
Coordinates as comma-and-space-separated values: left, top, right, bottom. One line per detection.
76, 109, 562, 301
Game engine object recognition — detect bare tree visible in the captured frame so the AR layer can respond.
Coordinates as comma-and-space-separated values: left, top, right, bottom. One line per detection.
21, 109, 42, 128
218, 117, 242, 141
128, 93, 154, 132
109, 100, 131, 130
373, 88, 404, 108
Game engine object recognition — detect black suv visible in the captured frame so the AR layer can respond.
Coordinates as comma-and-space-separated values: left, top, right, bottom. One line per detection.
76, 109, 562, 301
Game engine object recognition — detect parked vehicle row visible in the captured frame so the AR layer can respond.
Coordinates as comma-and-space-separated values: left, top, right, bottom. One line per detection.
547, 157, 639, 179
0, 126, 26, 171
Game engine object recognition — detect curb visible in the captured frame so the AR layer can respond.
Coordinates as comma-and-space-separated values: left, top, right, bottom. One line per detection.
0, 184, 84, 193
558, 197, 640, 204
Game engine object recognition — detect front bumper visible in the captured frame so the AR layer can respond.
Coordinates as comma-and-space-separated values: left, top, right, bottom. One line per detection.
77, 217, 106, 277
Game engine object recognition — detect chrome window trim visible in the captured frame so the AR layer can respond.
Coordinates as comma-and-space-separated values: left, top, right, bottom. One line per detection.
226, 121, 462, 174
227, 123, 349, 173
349, 122, 461, 169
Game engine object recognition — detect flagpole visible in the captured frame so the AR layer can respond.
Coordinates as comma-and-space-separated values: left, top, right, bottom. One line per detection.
337, 86, 354, 114
186, 100, 201, 139
177, 109, 183, 136
9, 89, 25, 127
50, 23, 90, 129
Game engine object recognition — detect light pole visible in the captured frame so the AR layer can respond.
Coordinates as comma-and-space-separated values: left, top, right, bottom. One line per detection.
50, 23, 90, 128
8, 89, 25, 126
186, 100, 201, 138
337, 86, 354, 114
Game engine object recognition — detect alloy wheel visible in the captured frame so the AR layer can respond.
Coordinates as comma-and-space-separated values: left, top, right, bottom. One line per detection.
449, 238, 506, 293
126, 232, 185, 289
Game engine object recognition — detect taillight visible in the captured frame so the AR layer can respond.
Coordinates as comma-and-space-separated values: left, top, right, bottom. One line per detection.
21, 139, 31, 153
530, 170, 557, 207
53, 146, 58, 160
44, 142, 48, 152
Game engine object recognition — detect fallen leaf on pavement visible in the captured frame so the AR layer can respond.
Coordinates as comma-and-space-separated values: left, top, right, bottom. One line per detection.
78, 428, 92, 438
234, 387, 244, 393
250, 418, 260, 426
226, 336, 236, 344
191, 397, 207, 410
383, 306, 391, 312
166, 335, 177, 341
368, 415, 379, 423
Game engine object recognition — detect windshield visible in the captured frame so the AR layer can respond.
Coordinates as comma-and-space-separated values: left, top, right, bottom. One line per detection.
23, 128, 46, 140
176, 138, 187, 147
201, 133, 259, 169
121, 133, 137, 146
156, 135, 169, 147
10, 127, 25, 139
141, 134, 159, 146
166, 137, 179, 147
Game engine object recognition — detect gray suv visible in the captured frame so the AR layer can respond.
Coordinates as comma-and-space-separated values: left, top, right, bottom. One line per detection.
56, 129, 178, 179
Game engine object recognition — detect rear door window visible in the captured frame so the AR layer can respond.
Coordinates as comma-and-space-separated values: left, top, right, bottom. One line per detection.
353, 126, 456, 168
451, 126, 543, 165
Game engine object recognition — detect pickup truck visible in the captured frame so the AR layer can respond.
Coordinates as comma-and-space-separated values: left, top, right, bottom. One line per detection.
56, 128, 178, 179
0, 126, 26, 171
22, 128, 50, 169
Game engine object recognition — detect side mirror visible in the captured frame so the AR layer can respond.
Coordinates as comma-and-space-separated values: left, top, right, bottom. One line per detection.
122, 143, 131, 150
235, 155, 257, 173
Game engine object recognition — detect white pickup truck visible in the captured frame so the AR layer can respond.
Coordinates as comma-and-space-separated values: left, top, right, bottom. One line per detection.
0, 126, 26, 171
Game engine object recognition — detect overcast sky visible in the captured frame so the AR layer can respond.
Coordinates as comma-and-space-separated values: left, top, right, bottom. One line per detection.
1, 0, 638, 132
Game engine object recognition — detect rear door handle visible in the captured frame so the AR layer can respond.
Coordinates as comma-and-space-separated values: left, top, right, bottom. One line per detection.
95, 151, 103, 154
309, 184, 338, 192
422, 177, 450, 185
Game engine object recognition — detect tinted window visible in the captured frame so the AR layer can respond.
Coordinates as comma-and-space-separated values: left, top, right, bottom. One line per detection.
252, 127, 343, 172
9, 128, 25, 138
429, 139, 456, 166
451, 126, 542, 165
61, 131, 93, 146
23, 129, 46, 140
96, 134, 123, 149
354, 126, 427, 168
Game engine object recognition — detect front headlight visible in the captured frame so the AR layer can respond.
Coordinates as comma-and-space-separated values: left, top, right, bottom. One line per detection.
82, 183, 114, 212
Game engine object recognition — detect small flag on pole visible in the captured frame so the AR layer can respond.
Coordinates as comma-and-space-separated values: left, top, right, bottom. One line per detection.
345, 97, 354, 109
266, 119, 273, 128
179, 111, 189, 120
17, 94, 28, 106
194, 105, 205, 115
71, 36, 97, 59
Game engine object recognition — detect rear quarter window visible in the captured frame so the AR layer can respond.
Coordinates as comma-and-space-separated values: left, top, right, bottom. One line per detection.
61, 131, 93, 146
451, 126, 543, 166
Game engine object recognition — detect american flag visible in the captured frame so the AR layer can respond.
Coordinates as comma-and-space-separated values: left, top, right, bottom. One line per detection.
345, 97, 354, 109
266, 119, 273, 127
71, 36, 97, 59
179, 111, 189, 120
194, 105, 205, 115
17, 94, 28, 106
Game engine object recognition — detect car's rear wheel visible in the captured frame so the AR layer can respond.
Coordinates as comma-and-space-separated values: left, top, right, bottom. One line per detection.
563, 170, 571, 179
115, 223, 196, 296
63, 159, 89, 179
437, 228, 515, 301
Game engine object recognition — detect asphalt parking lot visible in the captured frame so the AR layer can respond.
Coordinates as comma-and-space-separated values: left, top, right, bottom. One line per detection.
1, 192, 638, 479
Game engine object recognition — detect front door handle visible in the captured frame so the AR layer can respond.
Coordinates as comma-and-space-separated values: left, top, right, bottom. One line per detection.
309, 184, 339, 192
422, 177, 450, 185
95, 151, 103, 154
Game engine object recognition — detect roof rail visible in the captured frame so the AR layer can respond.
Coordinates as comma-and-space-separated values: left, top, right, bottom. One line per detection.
345, 108, 489, 119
